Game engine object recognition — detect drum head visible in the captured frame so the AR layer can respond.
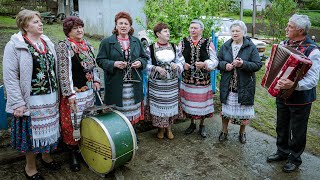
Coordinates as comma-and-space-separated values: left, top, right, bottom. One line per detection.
80, 117, 114, 174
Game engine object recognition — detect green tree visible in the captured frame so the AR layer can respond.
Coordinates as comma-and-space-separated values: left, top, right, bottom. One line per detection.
262, 0, 297, 42
298, 0, 320, 10
138, 0, 220, 44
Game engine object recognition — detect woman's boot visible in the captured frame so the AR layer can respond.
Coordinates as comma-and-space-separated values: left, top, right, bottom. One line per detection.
69, 147, 81, 172
166, 126, 174, 140
157, 128, 164, 139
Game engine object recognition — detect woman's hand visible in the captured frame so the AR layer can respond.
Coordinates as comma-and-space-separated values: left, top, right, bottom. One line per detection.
171, 63, 178, 70
155, 66, 167, 77
232, 57, 243, 68
93, 82, 100, 91
68, 98, 77, 112
114, 61, 128, 69
13, 106, 26, 117
225, 63, 234, 71
184, 63, 191, 70
131, 61, 142, 68
195, 62, 206, 69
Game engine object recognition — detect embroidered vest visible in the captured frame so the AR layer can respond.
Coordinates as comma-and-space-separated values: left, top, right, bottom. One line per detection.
149, 43, 178, 80
25, 38, 58, 95
61, 39, 96, 91
181, 37, 211, 85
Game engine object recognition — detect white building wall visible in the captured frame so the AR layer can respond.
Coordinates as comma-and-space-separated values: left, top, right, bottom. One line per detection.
79, 0, 146, 37
242, 0, 269, 11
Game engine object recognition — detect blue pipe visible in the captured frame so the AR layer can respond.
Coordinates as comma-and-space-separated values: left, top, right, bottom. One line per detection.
0, 85, 8, 130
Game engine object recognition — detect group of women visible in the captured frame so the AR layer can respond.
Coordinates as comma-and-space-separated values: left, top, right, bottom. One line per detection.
3, 9, 261, 179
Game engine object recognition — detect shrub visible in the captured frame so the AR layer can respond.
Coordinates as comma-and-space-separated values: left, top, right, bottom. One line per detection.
262, 0, 297, 42
138, 0, 221, 44
243, 9, 253, 16
300, 12, 320, 27
228, 1, 240, 15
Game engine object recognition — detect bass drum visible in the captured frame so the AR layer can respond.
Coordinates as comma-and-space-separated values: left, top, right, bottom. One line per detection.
80, 109, 138, 174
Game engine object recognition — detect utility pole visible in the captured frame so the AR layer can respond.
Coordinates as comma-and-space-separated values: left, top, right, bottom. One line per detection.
252, 0, 256, 38
240, 0, 243, 21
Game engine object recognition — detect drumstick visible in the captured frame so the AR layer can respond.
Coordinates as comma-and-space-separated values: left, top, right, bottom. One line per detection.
95, 91, 104, 105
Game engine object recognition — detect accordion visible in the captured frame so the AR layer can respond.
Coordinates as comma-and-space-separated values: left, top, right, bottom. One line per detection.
261, 44, 312, 98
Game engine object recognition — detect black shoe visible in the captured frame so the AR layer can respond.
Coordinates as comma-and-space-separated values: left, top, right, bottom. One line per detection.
238, 133, 246, 144
218, 132, 228, 142
199, 125, 207, 138
282, 161, 299, 173
184, 123, 196, 134
41, 159, 61, 170
24, 171, 44, 180
70, 150, 81, 172
266, 154, 287, 162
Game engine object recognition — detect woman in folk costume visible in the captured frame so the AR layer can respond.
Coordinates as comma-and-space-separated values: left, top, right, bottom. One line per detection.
3, 9, 60, 179
179, 19, 218, 138
56, 16, 101, 171
218, 20, 262, 144
145, 23, 185, 139
96, 12, 148, 131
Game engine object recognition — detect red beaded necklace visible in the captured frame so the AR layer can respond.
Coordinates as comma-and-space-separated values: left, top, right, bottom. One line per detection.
68, 37, 88, 51
23, 35, 47, 54
117, 36, 130, 51
157, 41, 169, 47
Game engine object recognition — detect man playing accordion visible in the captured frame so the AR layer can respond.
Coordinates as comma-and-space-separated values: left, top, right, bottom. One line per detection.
266, 14, 320, 173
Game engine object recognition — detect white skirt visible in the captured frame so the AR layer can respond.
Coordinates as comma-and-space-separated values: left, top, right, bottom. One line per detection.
29, 91, 60, 148
221, 92, 255, 119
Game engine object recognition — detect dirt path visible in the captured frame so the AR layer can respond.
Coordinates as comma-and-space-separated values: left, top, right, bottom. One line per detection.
1, 115, 320, 179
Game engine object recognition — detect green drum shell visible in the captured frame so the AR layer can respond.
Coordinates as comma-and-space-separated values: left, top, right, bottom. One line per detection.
80, 109, 137, 174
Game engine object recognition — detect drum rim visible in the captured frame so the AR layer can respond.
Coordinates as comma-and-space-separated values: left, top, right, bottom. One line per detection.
80, 116, 117, 174
111, 109, 138, 161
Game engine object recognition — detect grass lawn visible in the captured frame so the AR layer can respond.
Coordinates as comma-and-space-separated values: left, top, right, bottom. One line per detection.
1, 16, 320, 156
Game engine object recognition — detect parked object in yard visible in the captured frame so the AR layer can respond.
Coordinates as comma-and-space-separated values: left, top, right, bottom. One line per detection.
40, 11, 66, 24
138, 17, 267, 60
212, 17, 267, 60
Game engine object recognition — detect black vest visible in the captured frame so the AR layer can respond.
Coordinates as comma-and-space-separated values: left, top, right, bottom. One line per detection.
150, 43, 176, 66
181, 37, 211, 85
280, 36, 319, 105
182, 37, 210, 64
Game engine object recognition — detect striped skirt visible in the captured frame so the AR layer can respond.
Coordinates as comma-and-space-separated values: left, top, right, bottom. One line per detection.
180, 82, 214, 117
149, 78, 179, 117
145, 78, 180, 128
60, 89, 94, 145
113, 83, 143, 124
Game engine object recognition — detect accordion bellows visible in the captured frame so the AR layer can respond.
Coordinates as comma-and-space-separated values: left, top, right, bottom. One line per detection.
261, 44, 312, 98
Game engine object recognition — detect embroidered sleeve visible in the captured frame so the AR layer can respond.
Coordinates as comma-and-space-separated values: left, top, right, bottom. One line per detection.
56, 41, 75, 97
173, 45, 185, 74
93, 67, 101, 84
178, 40, 184, 54
86, 41, 101, 84
205, 42, 218, 71
145, 46, 154, 75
